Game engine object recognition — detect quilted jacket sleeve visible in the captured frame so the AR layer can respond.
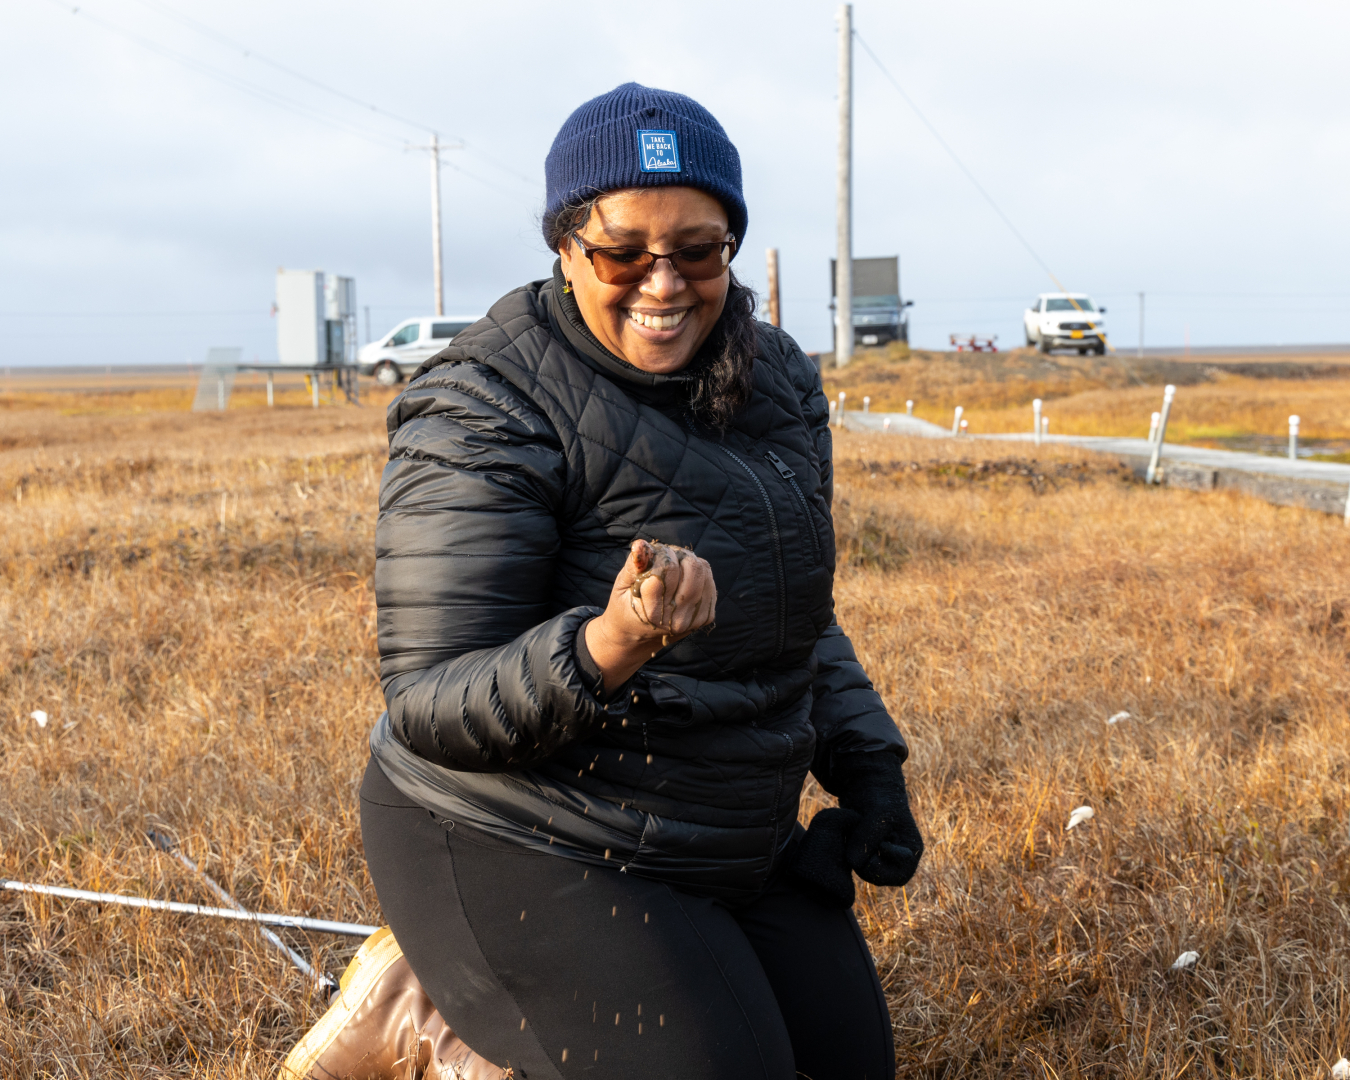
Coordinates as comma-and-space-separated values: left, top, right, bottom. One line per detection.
376, 360, 624, 772
774, 329, 909, 793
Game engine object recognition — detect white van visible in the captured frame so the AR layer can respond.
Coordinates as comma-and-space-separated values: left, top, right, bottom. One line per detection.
1023, 294, 1107, 355
357, 315, 483, 385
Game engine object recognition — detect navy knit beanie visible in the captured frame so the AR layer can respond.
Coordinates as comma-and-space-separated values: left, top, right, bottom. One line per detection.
544, 83, 747, 253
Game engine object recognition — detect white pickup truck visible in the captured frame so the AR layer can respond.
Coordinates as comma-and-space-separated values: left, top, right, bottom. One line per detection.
1024, 293, 1107, 355
357, 314, 483, 385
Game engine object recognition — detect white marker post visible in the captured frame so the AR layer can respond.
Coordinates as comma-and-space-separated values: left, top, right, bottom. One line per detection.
959, 419, 969, 435
829, 400, 837, 427
905, 399, 914, 416
1288, 415, 1300, 461
883, 417, 891, 432
951, 405, 964, 435
1041, 417, 1049, 438
863, 395, 870, 413
1033, 398, 1042, 447
1148, 410, 1160, 445
1146, 384, 1176, 484
837, 391, 846, 428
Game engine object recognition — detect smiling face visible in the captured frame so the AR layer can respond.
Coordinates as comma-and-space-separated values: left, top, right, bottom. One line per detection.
557, 187, 733, 375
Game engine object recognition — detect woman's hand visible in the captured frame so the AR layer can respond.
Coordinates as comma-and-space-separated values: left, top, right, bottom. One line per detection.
584, 539, 717, 693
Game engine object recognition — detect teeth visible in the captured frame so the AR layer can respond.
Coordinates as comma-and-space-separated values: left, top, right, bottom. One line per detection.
629, 309, 687, 330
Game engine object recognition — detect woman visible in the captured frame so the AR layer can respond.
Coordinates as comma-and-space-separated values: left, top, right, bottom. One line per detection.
284, 83, 922, 1080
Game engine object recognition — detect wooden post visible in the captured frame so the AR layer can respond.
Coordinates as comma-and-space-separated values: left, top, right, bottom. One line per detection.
765, 248, 781, 328
1146, 384, 1176, 484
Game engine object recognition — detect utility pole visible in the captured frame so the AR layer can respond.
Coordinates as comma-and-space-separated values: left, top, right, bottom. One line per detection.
408, 133, 463, 317
835, 3, 853, 367
1137, 291, 1145, 358
765, 248, 781, 327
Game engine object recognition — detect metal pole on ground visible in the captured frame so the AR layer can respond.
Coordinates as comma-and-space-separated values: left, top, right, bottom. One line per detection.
766, 248, 781, 327
1146, 384, 1176, 484
267, 372, 274, 408
834, 4, 853, 368
217, 374, 225, 412
2, 879, 377, 937
311, 373, 319, 409
905, 399, 913, 416
951, 405, 963, 435
1148, 411, 1160, 445
1288, 415, 1300, 461
146, 830, 338, 996
1033, 398, 1042, 447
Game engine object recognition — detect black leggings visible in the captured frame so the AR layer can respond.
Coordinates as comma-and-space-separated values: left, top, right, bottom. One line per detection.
359, 758, 893, 1080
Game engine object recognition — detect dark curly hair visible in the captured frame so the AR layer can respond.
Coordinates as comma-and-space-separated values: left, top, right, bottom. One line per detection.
543, 192, 757, 432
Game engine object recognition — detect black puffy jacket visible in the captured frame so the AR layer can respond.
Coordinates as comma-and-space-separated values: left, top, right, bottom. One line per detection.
371, 267, 905, 902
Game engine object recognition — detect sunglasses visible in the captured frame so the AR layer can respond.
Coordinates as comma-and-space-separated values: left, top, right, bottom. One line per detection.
570, 232, 736, 286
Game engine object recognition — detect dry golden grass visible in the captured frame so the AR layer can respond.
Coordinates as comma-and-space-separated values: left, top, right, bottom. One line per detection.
3, 395, 1349, 1077
820, 347, 1350, 449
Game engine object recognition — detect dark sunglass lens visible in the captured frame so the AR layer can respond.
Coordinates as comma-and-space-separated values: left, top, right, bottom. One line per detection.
592, 248, 654, 285
673, 244, 729, 281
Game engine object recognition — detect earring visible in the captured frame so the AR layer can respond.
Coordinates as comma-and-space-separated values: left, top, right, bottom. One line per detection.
562, 280, 573, 294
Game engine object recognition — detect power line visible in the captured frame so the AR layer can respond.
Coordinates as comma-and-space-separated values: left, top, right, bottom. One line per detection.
121, 0, 542, 193
50, 0, 541, 202
853, 32, 1066, 288
50, 1, 404, 151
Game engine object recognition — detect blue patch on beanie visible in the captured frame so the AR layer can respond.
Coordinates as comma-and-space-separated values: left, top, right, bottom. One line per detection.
637, 131, 680, 173
544, 83, 748, 252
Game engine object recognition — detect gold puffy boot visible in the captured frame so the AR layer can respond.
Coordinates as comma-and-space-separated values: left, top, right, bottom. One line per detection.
280, 927, 510, 1079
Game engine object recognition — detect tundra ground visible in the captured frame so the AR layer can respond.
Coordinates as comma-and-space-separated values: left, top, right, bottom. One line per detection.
2, 392, 1348, 1077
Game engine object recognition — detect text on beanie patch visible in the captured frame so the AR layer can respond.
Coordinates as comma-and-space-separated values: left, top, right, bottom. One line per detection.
637, 130, 680, 173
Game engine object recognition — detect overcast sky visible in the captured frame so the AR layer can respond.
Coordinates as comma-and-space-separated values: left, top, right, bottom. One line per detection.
4, 0, 1348, 367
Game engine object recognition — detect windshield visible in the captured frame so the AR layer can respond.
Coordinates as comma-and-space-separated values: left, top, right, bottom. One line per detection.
387, 323, 420, 346
1045, 298, 1095, 312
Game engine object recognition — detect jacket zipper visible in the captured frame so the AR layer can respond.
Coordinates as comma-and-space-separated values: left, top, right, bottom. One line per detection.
763, 451, 822, 566
718, 446, 787, 661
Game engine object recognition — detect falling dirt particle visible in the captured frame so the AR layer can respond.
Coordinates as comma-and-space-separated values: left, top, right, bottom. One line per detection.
520, 1018, 527, 1031
519, 910, 526, 921
561, 1049, 568, 1063
611, 906, 617, 916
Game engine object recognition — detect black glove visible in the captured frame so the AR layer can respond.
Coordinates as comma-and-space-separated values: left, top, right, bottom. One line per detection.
792, 806, 861, 906
794, 752, 923, 906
